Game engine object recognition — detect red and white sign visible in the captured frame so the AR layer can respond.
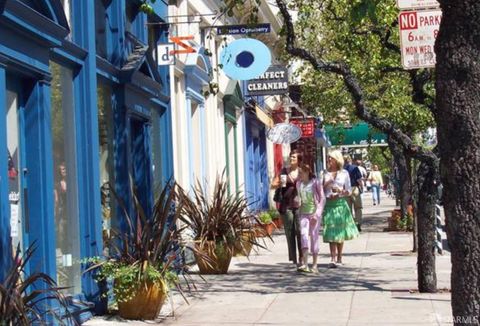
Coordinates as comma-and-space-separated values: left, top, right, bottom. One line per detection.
399, 10, 442, 69
397, 0, 439, 10
289, 118, 315, 138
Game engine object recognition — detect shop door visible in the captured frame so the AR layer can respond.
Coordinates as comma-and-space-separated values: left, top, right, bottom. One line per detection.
130, 118, 151, 215
6, 79, 27, 255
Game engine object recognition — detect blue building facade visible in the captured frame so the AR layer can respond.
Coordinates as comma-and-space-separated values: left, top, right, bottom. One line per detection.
0, 0, 172, 321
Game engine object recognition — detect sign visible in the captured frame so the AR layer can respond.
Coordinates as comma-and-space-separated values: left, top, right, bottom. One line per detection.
267, 123, 302, 144
169, 36, 196, 54
157, 43, 175, 66
216, 23, 271, 35
246, 65, 288, 96
397, 0, 439, 10
399, 10, 442, 69
290, 118, 315, 138
325, 123, 387, 147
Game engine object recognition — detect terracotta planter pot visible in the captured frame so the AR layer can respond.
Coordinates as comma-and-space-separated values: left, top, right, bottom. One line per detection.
255, 222, 275, 237
117, 280, 167, 320
194, 240, 233, 274
272, 217, 283, 229
233, 231, 255, 256
389, 209, 402, 231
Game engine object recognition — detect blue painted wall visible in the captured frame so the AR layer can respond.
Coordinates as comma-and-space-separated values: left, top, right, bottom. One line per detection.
0, 0, 172, 321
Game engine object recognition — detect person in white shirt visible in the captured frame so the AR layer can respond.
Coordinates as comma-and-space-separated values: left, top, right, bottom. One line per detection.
368, 164, 384, 205
322, 150, 359, 268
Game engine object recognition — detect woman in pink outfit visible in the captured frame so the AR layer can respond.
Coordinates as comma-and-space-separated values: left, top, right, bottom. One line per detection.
295, 163, 326, 273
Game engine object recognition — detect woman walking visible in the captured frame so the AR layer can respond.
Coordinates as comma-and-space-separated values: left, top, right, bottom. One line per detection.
368, 164, 384, 205
271, 150, 303, 266
323, 150, 359, 268
296, 163, 325, 273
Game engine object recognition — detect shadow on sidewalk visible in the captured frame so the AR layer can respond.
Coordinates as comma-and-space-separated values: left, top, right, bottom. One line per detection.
186, 261, 408, 296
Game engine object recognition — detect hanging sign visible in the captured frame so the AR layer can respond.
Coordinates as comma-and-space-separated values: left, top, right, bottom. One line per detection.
399, 9, 442, 69
267, 123, 302, 144
216, 23, 271, 35
157, 43, 176, 66
219, 38, 271, 80
290, 118, 315, 138
170, 36, 196, 54
397, 0, 439, 10
247, 65, 289, 96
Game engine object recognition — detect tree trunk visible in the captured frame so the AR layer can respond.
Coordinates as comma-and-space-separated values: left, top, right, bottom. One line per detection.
435, 1, 480, 322
388, 137, 411, 219
416, 158, 439, 293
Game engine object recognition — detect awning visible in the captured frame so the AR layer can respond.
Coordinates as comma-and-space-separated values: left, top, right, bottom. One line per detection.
255, 105, 274, 128
326, 123, 387, 147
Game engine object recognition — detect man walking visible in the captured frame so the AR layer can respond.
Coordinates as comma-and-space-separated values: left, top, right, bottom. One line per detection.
344, 155, 364, 231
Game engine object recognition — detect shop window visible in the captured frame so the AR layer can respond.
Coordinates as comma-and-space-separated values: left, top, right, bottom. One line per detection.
60, 0, 73, 39
97, 82, 115, 253
6, 88, 22, 256
95, 0, 109, 59
151, 109, 163, 192
190, 102, 202, 182
226, 121, 237, 192
50, 61, 81, 295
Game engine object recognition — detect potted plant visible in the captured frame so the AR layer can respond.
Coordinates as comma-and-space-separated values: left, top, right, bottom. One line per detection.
178, 174, 264, 274
0, 242, 72, 325
85, 180, 194, 320
268, 208, 283, 229
256, 211, 276, 237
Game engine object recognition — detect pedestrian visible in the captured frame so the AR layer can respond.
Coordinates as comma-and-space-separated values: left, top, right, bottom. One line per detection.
344, 155, 364, 231
368, 164, 383, 205
295, 163, 325, 273
271, 150, 303, 266
355, 159, 368, 182
322, 150, 359, 268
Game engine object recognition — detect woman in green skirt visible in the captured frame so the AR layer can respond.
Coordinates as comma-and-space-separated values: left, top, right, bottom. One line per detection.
322, 150, 359, 268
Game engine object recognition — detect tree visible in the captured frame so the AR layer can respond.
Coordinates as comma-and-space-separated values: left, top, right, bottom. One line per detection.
435, 1, 480, 322
269, 0, 440, 293
291, 0, 432, 234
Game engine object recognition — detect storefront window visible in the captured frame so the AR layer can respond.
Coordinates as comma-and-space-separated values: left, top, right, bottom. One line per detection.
226, 121, 237, 192
97, 82, 115, 253
50, 61, 81, 294
191, 102, 202, 182
60, 0, 73, 39
151, 109, 163, 192
6, 88, 22, 255
95, 0, 108, 59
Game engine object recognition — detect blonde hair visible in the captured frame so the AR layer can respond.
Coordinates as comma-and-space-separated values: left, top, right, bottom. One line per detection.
328, 150, 344, 170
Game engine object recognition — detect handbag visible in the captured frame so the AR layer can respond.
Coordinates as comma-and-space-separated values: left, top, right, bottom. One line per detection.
273, 188, 283, 202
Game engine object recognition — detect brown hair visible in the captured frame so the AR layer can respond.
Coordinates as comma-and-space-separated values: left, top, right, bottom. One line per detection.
299, 163, 315, 180
289, 149, 304, 164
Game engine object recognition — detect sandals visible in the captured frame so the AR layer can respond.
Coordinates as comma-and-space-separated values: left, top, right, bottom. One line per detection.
297, 265, 312, 273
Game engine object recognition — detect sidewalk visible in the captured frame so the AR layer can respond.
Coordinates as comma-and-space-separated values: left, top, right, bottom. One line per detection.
86, 193, 452, 325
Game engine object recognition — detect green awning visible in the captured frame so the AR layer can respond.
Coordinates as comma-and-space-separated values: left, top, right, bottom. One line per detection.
325, 123, 387, 147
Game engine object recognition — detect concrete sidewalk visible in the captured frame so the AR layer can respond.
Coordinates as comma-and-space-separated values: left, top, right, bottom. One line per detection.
86, 193, 453, 325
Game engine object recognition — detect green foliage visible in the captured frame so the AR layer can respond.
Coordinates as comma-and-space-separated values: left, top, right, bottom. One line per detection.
84, 180, 193, 304
286, 0, 435, 135
258, 211, 273, 224
178, 173, 266, 251
0, 243, 71, 325
267, 208, 280, 219
366, 146, 392, 176
396, 213, 414, 231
